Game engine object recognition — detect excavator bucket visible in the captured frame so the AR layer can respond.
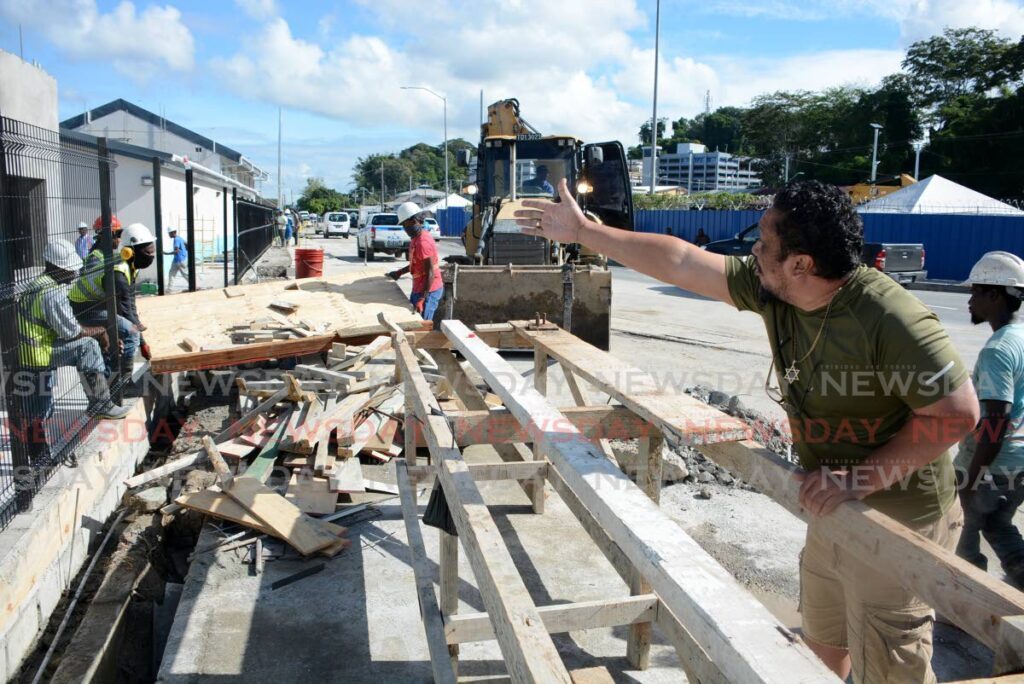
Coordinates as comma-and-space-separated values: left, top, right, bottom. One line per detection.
438, 264, 612, 349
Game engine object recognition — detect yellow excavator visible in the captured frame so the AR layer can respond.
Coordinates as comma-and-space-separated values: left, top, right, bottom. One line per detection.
441, 99, 634, 349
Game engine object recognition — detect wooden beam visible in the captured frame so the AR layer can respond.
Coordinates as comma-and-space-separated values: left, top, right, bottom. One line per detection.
395, 462, 458, 684
420, 405, 649, 447
394, 332, 573, 683
699, 438, 1024, 657
445, 594, 657, 645
443, 320, 838, 684
626, 432, 664, 670
512, 324, 748, 447
411, 327, 533, 351
149, 320, 431, 374
408, 461, 547, 483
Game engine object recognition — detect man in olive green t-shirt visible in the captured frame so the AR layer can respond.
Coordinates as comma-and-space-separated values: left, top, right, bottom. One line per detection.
514, 179, 979, 683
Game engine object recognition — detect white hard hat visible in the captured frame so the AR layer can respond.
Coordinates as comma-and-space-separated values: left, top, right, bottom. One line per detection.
396, 201, 423, 224
121, 222, 156, 246
964, 251, 1024, 296
77, 221, 88, 230
44, 239, 83, 271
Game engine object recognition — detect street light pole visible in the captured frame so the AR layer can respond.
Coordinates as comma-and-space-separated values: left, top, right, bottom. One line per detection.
869, 122, 883, 183
911, 140, 925, 180
401, 85, 448, 210
649, 0, 661, 195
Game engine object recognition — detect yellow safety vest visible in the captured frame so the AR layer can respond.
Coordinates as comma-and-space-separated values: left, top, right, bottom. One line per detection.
68, 250, 132, 303
18, 274, 57, 368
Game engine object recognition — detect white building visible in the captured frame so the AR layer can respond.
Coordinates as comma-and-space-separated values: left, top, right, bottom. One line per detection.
61, 99, 268, 190
642, 143, 762, 192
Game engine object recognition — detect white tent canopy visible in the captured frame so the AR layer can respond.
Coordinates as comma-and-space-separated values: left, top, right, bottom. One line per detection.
422, 193, 473, 213
858, 175, 1023, 216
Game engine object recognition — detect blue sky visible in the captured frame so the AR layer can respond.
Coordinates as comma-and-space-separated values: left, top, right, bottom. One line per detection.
1, 0, 1021, 198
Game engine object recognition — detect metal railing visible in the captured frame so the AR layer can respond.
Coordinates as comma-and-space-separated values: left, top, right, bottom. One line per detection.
0, 115, 126, 530
234, 197, 275, 284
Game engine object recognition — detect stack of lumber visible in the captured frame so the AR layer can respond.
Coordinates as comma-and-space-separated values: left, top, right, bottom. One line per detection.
127, 332, 447, 556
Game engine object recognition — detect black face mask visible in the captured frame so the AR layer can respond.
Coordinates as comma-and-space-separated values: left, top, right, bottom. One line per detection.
404, 224, 422, 239
133, 250, 155, 269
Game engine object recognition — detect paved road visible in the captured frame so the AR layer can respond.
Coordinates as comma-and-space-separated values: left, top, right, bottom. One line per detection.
305, 232, 989, 420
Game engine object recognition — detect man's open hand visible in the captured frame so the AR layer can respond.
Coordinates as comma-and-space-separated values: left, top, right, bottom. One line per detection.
513, 178, 586, 244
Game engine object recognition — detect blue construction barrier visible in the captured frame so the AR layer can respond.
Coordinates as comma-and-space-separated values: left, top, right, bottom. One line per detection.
636, 209, 1024, 282
436, 206, 470, 237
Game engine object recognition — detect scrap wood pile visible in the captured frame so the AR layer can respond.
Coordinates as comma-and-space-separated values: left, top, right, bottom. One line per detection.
127, 331, 452, 558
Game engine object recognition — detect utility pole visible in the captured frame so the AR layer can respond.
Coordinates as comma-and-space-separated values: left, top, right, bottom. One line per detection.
648, 0, 661, 195
912, 140, 925, 180
380, 161, 385, 208
783, 154, 790, 183
869, 122, 883, 183
277, 107, 282, 208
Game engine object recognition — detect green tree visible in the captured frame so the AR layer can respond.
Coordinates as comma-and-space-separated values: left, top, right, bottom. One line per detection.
296, 176, 352, 215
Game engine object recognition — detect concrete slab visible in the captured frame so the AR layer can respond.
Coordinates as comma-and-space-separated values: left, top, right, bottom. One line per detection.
158, 446, 688, 682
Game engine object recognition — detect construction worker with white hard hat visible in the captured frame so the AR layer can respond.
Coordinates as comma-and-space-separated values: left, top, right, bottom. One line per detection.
956, 251, 1024, 588
68, 218, 156, 373
16, 240, 130, 464
387, 202, 444, 321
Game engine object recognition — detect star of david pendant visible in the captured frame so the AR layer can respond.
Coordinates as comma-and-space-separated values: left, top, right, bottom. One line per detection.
784, 364, 800, 384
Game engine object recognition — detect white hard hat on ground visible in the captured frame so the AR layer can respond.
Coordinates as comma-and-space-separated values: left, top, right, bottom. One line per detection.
396, 201, 423, 224
964, 251, 1024, 297
44, 239, 83, 271
121, 222, 156, 246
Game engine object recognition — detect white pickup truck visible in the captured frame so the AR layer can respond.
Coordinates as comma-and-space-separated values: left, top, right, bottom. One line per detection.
356, 213, 409, 260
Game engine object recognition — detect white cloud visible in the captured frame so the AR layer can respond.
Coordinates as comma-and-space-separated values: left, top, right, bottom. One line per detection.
234, 0, 277, 21
897, 0, 1024, 42
0, 0, 194, 73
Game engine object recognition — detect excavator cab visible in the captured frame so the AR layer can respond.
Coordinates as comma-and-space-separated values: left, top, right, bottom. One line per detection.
440, 101, 633, 349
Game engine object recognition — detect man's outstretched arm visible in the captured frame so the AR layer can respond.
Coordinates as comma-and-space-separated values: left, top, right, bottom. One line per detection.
514, 179, 734, 305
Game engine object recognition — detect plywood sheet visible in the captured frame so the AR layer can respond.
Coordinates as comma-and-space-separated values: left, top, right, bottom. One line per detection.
136, 270, 420, 371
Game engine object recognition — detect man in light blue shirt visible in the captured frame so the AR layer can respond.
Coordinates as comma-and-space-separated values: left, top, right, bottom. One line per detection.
957, 251, 1024, 588
165, 228, 189, 291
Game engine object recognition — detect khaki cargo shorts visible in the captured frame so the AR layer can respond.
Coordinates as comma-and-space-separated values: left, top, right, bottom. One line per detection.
799, 500, 963, 684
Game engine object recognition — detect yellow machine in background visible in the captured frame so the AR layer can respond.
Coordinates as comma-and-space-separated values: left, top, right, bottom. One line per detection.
441, 99, 635, 349
845, 173, 918, 205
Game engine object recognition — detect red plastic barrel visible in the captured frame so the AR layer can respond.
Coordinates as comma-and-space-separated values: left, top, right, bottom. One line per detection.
294, 248, 324, 278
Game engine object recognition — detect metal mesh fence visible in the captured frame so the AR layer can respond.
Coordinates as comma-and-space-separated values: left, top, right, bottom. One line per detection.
0, 116, 126, 529
234, 197, 275, 284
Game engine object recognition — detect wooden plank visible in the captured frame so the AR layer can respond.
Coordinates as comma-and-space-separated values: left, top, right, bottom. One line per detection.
202, 436, 233, 490
222, 478, 339, 556
443, 320, 838, 684
627, 433, 663, 670
699, 438, 1024, 656
241, 409, 294, 483
329, 457, 365, 493
441, 530, 460, 672
445, 594, 657, 644
426, 406, 648, 446
330, 335, 390, 371
340, 391, 404, 458
284, 472, 338, 515
395, 332, 572, 683
408, 461, 547, 483
154, 334, 336, 374
175, 489, 347, 538
512, 324, 748, 447
395, 462, 458, 684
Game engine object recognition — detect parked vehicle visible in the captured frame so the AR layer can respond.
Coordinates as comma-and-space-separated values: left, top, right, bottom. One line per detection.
702, 223, 760, 257
298, 210, 310, 222
323, 211, 351, 238
356, 213, 409, 260
703, 223, 927, 285
424, 217, 441, 241
357, 205, 383, 228
862, 242, 927, 284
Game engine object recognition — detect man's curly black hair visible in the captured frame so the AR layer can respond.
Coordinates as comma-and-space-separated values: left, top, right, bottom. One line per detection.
772, 180, 864, 280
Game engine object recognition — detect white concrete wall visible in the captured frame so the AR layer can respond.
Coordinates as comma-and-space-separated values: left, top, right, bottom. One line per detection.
0, 50, 57, 131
